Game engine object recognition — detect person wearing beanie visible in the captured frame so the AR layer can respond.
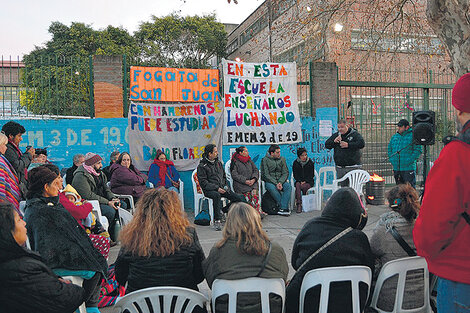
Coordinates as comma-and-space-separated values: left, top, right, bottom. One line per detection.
387, 118, 422, 188
414, 73, 470, 313
72, 152, 125, 241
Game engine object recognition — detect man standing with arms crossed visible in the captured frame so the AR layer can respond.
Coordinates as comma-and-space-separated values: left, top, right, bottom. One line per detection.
414, 73, 470, 312
388, 119, 422, 188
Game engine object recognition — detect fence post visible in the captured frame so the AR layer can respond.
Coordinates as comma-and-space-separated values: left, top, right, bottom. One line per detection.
308, 60, 314, 117
89, 55, 94, 118
123, 54, 128, 117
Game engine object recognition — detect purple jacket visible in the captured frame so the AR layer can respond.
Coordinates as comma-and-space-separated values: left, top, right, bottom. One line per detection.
109, 163, 148, 198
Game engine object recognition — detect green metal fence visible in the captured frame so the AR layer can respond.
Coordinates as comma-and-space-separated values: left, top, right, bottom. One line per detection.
337, 67, 456, 185
0, 55, 93, 118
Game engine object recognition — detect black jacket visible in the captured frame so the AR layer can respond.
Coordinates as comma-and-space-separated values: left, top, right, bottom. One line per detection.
65, 164, 78, 185
197, 156, 227, 194
115, 227, 205, 294
23, 196, 108, 276
4, 142, 31, 198
325, 128, 365, 166
292, 158, 315, 186
285, 188, 374, 313
0, 232, 84, 313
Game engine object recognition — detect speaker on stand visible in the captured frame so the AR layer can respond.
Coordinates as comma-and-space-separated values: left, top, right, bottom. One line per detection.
412, 110, 435, 200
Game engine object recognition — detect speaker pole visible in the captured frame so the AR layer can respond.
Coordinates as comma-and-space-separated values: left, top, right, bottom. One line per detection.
420, 145, 428, 202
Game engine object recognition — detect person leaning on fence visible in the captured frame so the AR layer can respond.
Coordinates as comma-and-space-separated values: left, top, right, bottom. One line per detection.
115, 189, 206, 300
72, 152, 126, 242
23, 166, 108, 313
229, 146, 265, 218
1, 121, 35, 198
387, 119, 422, 188
369, 183, 421, 311
0, 132, 21, 215
260, 144, 292, 216
203, 202, 288, 313
197, 144, 245, 231
0, 201, 85, 313
285, 187, 374, 313
325, 119, 365, 186
413, 73, 470, 313
292, 147, 315, 213
65, 153, 85, 185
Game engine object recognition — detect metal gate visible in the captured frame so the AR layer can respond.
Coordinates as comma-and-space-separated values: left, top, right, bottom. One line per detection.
337, 68, 455, 185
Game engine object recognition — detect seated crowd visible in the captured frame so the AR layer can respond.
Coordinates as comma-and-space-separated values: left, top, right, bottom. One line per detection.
0, 120, 428, 313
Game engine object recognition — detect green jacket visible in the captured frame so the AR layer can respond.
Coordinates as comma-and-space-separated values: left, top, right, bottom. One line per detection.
260, 154, 289, 185
71, 165, 115, 204
387, 128, 422, 171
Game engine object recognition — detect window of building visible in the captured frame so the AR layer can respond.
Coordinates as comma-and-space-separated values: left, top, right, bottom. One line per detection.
239, 13, 269, 46
227, 39, 239, 55
271, 0, 297, 21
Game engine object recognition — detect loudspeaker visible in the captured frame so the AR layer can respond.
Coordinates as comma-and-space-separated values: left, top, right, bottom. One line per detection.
412, 110, 435, 145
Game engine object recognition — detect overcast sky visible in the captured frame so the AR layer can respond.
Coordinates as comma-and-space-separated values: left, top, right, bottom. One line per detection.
0, 0, 263, 58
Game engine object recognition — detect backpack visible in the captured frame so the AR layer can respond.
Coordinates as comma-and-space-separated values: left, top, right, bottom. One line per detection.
262, 191, 280, 215
194, 209, 211, 226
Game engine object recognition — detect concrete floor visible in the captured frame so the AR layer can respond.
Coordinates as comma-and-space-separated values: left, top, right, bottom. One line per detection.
102, 202, 389, 312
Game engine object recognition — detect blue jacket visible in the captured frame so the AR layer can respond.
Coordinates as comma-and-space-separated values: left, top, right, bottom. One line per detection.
388, 128, 422, 171
148, 163, 180, 188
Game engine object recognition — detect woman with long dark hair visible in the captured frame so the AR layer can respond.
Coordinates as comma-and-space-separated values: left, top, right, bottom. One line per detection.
23, 166, 108, 313
115, 188, 205, 294
0, 201, 85, 313
203, 202, 288, 313
148, 150, 180, 192
230, 146, 265, 217
109, 151, 148, 202
0, 132, 21, 214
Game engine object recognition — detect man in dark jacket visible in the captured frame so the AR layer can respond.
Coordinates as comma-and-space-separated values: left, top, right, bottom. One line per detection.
1, 121, 35, 198
102, 151, 120, 181
261, 144, 292, 215
325, 119, 365, 186
72, 152, 124, 240
197, 144, 245, 231
65, 153, 85, 185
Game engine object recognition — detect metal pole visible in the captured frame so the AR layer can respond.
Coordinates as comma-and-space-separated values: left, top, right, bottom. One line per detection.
123, 54, 128, 117
89, 56, 94, 118
267, 0, 273, 62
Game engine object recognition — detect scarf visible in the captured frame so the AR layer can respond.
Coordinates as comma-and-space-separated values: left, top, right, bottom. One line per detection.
83, 164, 100, 177
297, 157, 310, 167
376, 210, 413, 232
153, 159, 175, 187
232, 152, 251, 164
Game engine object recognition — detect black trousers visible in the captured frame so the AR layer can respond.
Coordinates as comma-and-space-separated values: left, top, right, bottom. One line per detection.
203, 190, 246, 220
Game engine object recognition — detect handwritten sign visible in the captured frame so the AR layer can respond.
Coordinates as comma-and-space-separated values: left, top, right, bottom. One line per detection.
128, 102, 224, 171
222, 59, 302, 145
130, 66, 220, 102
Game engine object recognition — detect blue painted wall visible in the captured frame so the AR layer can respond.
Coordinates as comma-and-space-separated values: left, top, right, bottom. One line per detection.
2, 107, 337, 210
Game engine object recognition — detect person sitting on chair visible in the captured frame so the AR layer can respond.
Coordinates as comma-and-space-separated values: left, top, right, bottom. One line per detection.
197, 144, 245, 231
148, 149, 180, 192
65, 154, 85, 185
109, 152, 148, 203
203, 202, 288, 313
292, 147, 315, 213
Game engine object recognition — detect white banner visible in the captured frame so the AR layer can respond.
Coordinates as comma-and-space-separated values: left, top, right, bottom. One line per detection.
128, 102, 224, 171
222, 59, 302, 145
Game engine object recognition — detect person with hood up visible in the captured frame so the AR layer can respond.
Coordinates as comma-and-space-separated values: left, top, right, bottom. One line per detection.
387, 119, 422, 188
325, 119, 365, 186
197, 144, 245, 231
0, 201, 85, 313
285, 187, 374, 313
148, 149, 181, 192
109, 152, 147, 202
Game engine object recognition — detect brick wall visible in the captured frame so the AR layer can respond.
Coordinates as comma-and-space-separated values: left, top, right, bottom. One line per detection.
93, 55, 123, 118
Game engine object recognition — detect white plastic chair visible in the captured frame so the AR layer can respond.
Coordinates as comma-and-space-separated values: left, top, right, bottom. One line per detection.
62, 276, 86, 313
370, 256, 432, 313
191, 169, 214, 225
318, 166, 337, 206
299, 266, 372, 313
332, 169, 370, 197
88, 200, 109, 231
225, 160, 234, 192
114, 286, 208, 313
212, 277, 286, 313
118, 207, 133, 226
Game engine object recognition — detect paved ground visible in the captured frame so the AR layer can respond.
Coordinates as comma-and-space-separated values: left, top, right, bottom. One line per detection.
102, 202, 389, 312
